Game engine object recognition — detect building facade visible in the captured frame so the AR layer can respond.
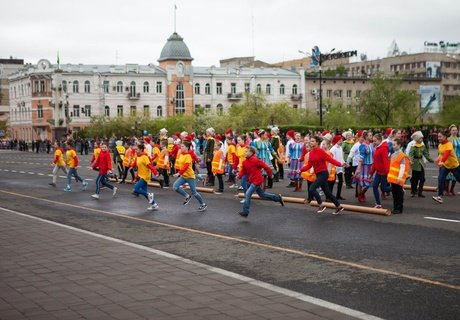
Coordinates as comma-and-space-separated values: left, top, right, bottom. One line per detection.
0, 58, 24, 123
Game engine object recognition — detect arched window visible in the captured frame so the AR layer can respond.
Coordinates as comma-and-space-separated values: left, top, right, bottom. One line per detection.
62, 80, 67, 93
292, 84, 298, 95
279, 84, 285, 95
175, 83, 185, 114
156, 106, 163, 117
129, 81, 136, 96
116, 81, 123, 93
194, 83, 200, 95
205, 83, 210, 95
84, 80, 90, 93
143, 81, 149, 93
104, 105, 110, 117
266, 84, 271, 95
216, 104, 223, 114
73, 80, 79, 93
256, 84, 262, 94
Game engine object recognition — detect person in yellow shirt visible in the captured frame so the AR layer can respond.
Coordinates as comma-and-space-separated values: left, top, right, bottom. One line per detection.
49, 141, 67, 187
64, 141, 88, 192
133, 143, 160, 211
157, 139, 170, 188
173, 140, 207, 212
432, 130, 460, 203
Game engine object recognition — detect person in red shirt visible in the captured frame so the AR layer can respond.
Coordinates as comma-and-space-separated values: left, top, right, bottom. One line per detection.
299, 135, 346, 215
370, 134, 391, 208
237, 146, 284, 218
91, 143, 117, 199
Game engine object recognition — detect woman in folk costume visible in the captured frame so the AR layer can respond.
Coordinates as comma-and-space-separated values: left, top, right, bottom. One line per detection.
445, 124, 460, 196
250, 129, 279, 190
270, 126, 282, 182
287, 131, 304, 191
355, 130, 374, 203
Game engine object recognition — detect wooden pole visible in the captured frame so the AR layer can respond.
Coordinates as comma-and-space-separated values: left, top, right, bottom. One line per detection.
109, 179, 215, 193
403, 185, 437, 192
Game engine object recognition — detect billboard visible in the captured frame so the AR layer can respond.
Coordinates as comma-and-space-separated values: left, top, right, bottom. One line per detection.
420, 85, 441, 114
426, 61, 441, 78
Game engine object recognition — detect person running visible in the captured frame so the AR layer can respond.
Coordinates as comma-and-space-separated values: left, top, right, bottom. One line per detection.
64, 141, 88, 192
133, 143, 160, 211
237, 146, 284, 218
387, 139, 410, 214
173, 140, 207, 212
432, 130, 460, 204
49, 141, 67, 187
90, 141, 101, 166
446, 124, 460, 195
91, 143, 117, 199
156, 138, 170, 188
120, 141, 136, 184
299, 135, 346, 215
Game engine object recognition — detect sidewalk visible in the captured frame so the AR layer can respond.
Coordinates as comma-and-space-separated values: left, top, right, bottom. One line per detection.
0, 209, 370, 320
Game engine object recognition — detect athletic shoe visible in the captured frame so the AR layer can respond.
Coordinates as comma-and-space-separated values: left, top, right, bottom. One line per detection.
148, 192, 154, 204
374, 204, 382, 209
147, 203, 159, 211
112, 187, 118, 197
63, 186, 71, 192
198, 204, 207, 212
333, 206, 345, 215
240, 199, 245, 203
432, 196, 443, 204
91, 194, 99, 200
229, 184, 238, 189
82, 181, 88, 190
183, 195, 192, 205
238, 211, 248, 218
278, 194, 285, 206
317, 205, 326, 213
49, 182, 56, 187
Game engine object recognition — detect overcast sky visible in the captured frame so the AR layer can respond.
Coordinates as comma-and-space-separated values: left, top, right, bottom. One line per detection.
1, 0, 459, 67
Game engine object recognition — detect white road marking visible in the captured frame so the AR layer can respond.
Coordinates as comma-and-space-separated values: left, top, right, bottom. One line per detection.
19, 171, 25, 173
424, 217, 460, 223
28, 172, 35, 175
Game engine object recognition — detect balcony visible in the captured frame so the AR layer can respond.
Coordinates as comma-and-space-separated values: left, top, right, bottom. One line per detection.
290, 94, 303, 101
128, 93, 140, 100
227, 93, 243, 101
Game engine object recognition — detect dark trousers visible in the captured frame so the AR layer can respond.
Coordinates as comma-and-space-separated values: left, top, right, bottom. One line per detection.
309, 171, 340, 207
159, 168, 170, 187
345, 165, 354, 187
411, 168, 425, 195
216, 173, 224, 191
391, 183, 404, 212
122, 166, 135, 182
206, 161, 215, 185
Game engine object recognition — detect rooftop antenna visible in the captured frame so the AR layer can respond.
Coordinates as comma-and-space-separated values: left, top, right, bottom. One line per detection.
251, 11, 255, 67
174, 4, 177, 33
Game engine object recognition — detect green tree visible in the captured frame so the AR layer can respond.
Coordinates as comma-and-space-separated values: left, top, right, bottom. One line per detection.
439, 96, 460, 126
323, 102, 358, 129
357, 73, 419, 126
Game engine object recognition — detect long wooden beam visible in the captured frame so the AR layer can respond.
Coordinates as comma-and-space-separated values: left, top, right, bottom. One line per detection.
109, 178, 215, 193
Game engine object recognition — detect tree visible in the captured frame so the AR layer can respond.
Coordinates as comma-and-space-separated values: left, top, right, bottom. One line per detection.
439, 96, 460, 126
357, 73, 419, 126
323, 102, 358, 129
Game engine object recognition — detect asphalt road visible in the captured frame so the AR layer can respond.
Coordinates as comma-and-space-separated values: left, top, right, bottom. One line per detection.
0, 150, 459, 320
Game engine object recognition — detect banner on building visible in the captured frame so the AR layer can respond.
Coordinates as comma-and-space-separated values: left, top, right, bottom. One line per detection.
420, 85, 441, 114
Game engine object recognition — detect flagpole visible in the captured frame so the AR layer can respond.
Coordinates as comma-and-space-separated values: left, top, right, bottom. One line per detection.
174, 4, 177, 32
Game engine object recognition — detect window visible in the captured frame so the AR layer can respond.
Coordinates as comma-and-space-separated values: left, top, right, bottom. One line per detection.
279, 84, 285, 95
116, 81, 123, 93
266, 84, 271, 95
117, 105, 123, 117
37, 105, 43, 118
143, 81, 149, 93
62, 81, 67, 93
292, 84, 298, 95
347, 90, 352, 98
335, 90, 343, 98
33, 81, 38, 93
244, 83, 250, 93
104, 105, 110, 117
73, 105, 80, 117
216, 104, 223, 114
129, 81, 136, 96
130, 106, 136, 116
230, 83, 236, 94
84, 105, 91, 117
256, 84, 262, 94
156, 106, 163, 117
194, 83, 200, 95
326, 90, 332, 98
156, 81, 162, 93
175, 83, 185, 114
73, 81, 79, 93
356, 90, 361, 97
143, 105, 150, 117
65, 105, 69, 117
216, 82, 222, 95
205, 104, 211, 111
205, 83, 211, 94
85, 80, 91, 93
40, 80, 45, 93
103, 80, 109, 93
194, 104, 202, 112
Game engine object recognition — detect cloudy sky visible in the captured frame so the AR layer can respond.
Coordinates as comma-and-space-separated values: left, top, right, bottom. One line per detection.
1, 0, 459, 67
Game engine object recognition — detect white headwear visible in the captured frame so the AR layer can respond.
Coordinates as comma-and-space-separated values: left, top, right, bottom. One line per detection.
206, 127, 215, 135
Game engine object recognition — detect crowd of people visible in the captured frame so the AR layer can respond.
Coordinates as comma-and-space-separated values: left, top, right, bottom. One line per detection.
43, 123, 460, 217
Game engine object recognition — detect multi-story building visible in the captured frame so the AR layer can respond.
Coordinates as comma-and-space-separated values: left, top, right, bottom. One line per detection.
8, 32, 304, 141
0, 58, 24, 122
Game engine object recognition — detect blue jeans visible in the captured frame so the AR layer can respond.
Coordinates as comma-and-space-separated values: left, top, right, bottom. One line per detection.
309, 171, 340, 207
243, 183, 281, 215
438, 166, 460, 196
67, 168, 84, 186
95, 174, 114, 194
372, 173, 392, 205
240, 175, 248, 193
173, 176, 205, 205
133, 179, 157, 204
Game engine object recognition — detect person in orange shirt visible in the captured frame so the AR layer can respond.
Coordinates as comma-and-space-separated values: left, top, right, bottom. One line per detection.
133, 143, 160, 211
212, 140, 225, 193
120, 141, 136, 184
64, 141, 88, 192
157, 139, 170, 188
49, 141, 67, 187
90, 141, 101, 165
